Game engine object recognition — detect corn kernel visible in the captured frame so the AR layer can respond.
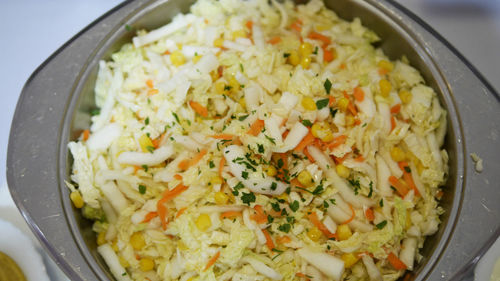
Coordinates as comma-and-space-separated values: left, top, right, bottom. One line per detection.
139, 134, 154, 152
70, 191, 84, 208
213, 38, 224, 47
266, 165, 277, 177
300, 56, 311, 69
210, 70, 219, 81
297, 170, 314, 187
337, 98, 349, 112
192, 54, 202, 63
239, 98, 246, 109
301, 97, 317, 111
390, 147, 406, 162
299, 42, 313, 57
228, 75, 240, 90
214, 192, 229, 205
232, 29, 247, 39
195, 214, 212, 231
215, 81, 227, 95
277, 193, 289, 201
170, 50, 185, 67
379, 79, 392, 97
337, 224, 352, 241
315, 24, 331, 31
341, 253, 360, 268
112, 240, 119, 252
378, 60, 394, 72
130, 232, 146, 250
97, 231, 107, 246
288, 50, 300, 66
311, 122, 334, 142
399, 90, 412, 104
336, 164, 350, 178
177, 240, 189, 250
307, 226, 322, 241
119, 255, 129, 268
345, 115, 355, 127
139, 257, 155, 272
210, 176, 223, 185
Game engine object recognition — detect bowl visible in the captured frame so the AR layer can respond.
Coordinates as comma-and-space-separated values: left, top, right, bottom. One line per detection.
7, 0, 500, 280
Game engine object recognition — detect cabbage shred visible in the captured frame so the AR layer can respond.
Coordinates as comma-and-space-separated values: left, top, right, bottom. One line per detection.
68, 0, 448, 280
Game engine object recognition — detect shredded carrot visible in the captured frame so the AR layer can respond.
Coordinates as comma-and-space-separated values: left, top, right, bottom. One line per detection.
210, 134, 235, 140
329, 95, 336, 106
388, 252, 408, 270
436, 190, 444, 199
176, 207, 187, 218
390, 116, 396, 131
157, 203, 168, 230
262, 229, 275, 251
343, 92, 358, 116
282, 130, 290, 139
308, 31, 331, 46
268, 36, 281, 45
340, 63, 346, 69
178, 149, 207, 170
354, 155, 364, 162
146, 79, 154, 88
152, 133, 166, 148
303, 147, 315, 163
398, 162, 421, 197
308, 212, 337, 239
204, 251, 221, 271
391, 104, 401, 114
353, 87, 365, 102
291, 178, 305, 188
82, 129, 90, 141
323, 46, 335, 62
354, 119, 361, 126
163, 50, 171, 55
220, 211, 242, 219
365, 208, 375, 222
251, 205, 268, 224
245, 20, 253, 30
342, 204, 356, 224
189, 101, 208, 117
133, 165, 141, 174
276, 235, 291, 244
296, 272, 311, 280
173, 174, 183, 180
148, 88, 159, 96
142, 212, 158, 223
378, 68, 389, 76
388, 175, 409, 197
294, 131, 315, 152
328, 135, 347, 150
247, 119, 265, 136
290, 19, 302, 32
219, 157, 226, 178
157, 185, 188, 228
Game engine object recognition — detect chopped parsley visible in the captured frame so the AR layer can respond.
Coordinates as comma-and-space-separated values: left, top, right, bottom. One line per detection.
141, 165, 148, 172
224, 85, 232, 91
238, 114, 249, 121
324, 78, 332, 94
265, 135, 276, 144
286, 216, 296, 224
376, 220, 387, 229
241, 192, 256, 205
312, 184, 324, 195
138, 184, 146, 194
240, 63, 244, 72
330, 108, 338, 118
146, 146, 155, 153
404, 166, 411, 173
348, 178, 361, 195
267, 215, 274, 223
90, 109, 100, 116
313, 46, 318, 55
232, 182, 245, 196
289, 200, 300, 212
271, 201, 281, 212
301, 119, 313, 127
270, 182, 277, 191
368, 181, 373, 198
125, 24, 132, 31
316, 98, 329, 110
209, 160, 215, 169
145, 117, 149, 125
323, 200, 330, 208
278, 223, 291, 233
257, 144, 265, 154
283, 52, 291, 58
242, 171, 249, 179
172, 112, 180, 123
379, 199, 384, 207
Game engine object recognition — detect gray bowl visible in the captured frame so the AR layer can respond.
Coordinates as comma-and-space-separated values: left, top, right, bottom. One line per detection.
7, 0, 500, 280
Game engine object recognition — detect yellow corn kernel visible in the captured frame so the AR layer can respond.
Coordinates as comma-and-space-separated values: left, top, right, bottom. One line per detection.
213, 38, 224, 47
407, 151, 424, 174
337, 97, 350, 112
210, 176, 223, 185
139, 134, 154, 152
378, 60, 394, 72
277, 192, 289, 201
311, 122, 334, 142
177, 240, 189, 250
336, 164, 350, 179
299, 42, 313, 57
97, 231, 107, 246
239, 98, 246, 109
119, 255, 129, 268
345, 115, 355, 127
297, 170, 314, 187
390, 146, 406, 162
307, 226, 322, 242
379, 79, 392, 97
170, 50, 185, 67
192, 54, 202, 63
210, 70, 219, 81
341, 253, 360, 269
139, 257, 155, 272
337, 224, 352, 241
315, 24, 330, 31
399, 90, 412, 104
406, 210, 412, 230
288, 50, 300, 66
215, 81, 227, 95
214, 191, 229, 205
228, 75, 240, 90
70, 191, 84, 209
195, 214, 212, 231
300, 56, 311, 69
301, 97, 317, 111
232, 29, 247, 39
112, 240, 119, 252
265, 165, 277, 177
130, 232, 146, 251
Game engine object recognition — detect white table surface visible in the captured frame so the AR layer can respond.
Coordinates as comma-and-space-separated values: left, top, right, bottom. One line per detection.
0, 0, 498, 280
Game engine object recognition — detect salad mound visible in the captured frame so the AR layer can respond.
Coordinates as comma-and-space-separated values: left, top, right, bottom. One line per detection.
67, 0, 448, 280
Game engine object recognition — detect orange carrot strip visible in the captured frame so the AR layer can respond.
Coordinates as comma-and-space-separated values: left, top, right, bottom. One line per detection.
323, 47, 335, 62
276, 235, 291, 244
251, 205, 268, 224
308, 31, 331, 46
303, 147, 315, 163
282, 130, 290, 139
160, 184, 189, 203
152, 133, 166, 148
290, 20, 302, 32
390, 116, 396, 132
340, 63, 346, 69
291, 178, 305, 188
268, 36, 281, 45
204, 251, 221, 271
146, 79, 154, 88
329, 95, 336, 106
296, 272, 310, 280
391, 104, 401, 114
220, 211, 242, 219
133, 165, 141, 174
398, 162, 421, 197
163, 50, 171, 55
354, 155, 365, 162
328, 135, 347, 150
176, 207, 187, 218
353, 87, 365, 102
388, 175, 409, 197
388, 252, 408, 270
177, 159, 190, 171
342, 204, 355, 224
262, 229, 275, 251
294, 131, 315, 152
247, 119, 265, 136
178, 149, 208, 170
173, 174, 183, 180
245, 20, 253, 30
436, 190, 444, 200
147, 89, 159, 96
142, 212, 158, 223
365, 208, 374, 222
210, 134, 235, 140
82, 129, 90, 141
308, 212, 337, 239
219, 157, 225, 178
157, 204, 168, 230
189, 101, 208, 117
